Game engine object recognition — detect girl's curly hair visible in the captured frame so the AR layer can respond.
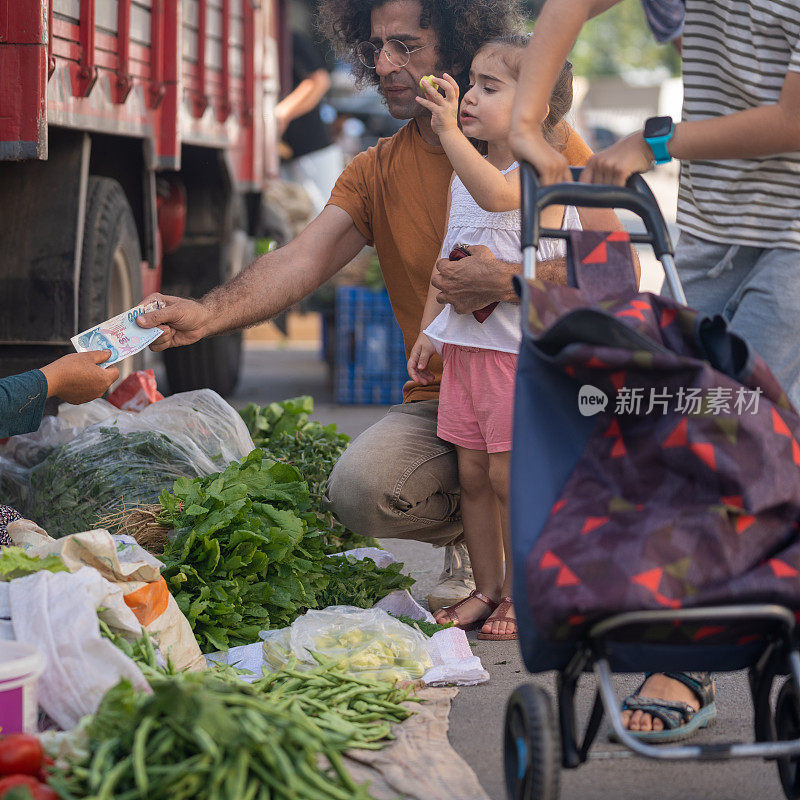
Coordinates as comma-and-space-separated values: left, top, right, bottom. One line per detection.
317, 0, 526, 97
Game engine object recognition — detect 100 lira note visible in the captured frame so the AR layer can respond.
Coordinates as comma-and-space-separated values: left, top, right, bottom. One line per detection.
71, 300, 165, 365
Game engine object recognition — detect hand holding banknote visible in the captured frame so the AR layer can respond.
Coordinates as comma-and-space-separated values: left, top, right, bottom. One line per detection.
40, 351, 119, 403
72, 300, 167, 364
134, 293, 212, 351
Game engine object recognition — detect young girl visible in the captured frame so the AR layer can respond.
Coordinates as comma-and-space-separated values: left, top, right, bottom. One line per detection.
408, 36, 578, 640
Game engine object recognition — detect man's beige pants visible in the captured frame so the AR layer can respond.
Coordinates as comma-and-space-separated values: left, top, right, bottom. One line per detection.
324, 399, 463, 546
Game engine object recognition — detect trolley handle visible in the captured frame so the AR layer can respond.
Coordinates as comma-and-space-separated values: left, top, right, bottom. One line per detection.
520, 163, 675, 259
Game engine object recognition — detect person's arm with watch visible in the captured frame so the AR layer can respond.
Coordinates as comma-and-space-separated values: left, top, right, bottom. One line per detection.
581, 69, 800, 186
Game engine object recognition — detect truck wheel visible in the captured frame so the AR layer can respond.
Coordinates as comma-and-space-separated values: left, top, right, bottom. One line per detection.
162, 332, 243, 397
161, 193, 253, 398
78, 176, 143, 382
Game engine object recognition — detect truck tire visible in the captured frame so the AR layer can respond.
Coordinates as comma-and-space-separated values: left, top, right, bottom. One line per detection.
78, 176, 143, 381
162, 332, 242, 397
161, 191, 253, 398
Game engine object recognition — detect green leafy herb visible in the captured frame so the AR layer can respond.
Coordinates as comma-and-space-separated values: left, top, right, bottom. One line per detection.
390, 614, 453, 637
26, 427, 200, 538
240, 397, 380, 552
318, 555, 414, 609
156, 450, 328, 652
0, 546, 68, 581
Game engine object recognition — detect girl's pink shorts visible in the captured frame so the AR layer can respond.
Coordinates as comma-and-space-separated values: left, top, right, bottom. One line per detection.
436, 343, 518, 454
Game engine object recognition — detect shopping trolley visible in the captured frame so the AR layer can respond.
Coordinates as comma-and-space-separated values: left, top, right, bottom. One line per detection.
504, 163, 800, 800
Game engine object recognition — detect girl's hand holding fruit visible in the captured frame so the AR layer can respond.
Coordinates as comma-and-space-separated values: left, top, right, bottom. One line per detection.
416, 73, 460, 135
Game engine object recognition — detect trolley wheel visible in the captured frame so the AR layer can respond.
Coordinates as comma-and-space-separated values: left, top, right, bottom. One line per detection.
776, 678, 800, 800
504, 684, 561, 800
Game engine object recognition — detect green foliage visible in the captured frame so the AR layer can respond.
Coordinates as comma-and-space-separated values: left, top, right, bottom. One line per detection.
362, 253, 386, 292
26, 427, 199, 537
568, 2, 681, 78
390, 614, 453, 637
240, 397, 381, 552
157, 450, 327, 652
50, 673, 382, 800
318, 556, 414, 609
154, 449, 412, 653
0, 546, 67, 581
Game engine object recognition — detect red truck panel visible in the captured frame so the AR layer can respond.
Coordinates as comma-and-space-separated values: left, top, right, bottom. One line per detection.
1, 0, 279, 185
0, 3, 48, 159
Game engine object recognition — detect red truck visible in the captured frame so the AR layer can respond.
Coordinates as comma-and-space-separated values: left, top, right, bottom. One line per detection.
0, 0, 291, 395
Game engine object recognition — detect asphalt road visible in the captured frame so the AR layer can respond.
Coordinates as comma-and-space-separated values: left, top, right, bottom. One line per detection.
223, 344, 789, 800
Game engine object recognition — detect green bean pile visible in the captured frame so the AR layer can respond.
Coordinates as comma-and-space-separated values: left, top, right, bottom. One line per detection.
50, 673, 381, 800
255, 655, 421, 749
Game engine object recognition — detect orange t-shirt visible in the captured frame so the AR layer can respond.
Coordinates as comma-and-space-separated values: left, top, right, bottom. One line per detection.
327, 120, 593, 402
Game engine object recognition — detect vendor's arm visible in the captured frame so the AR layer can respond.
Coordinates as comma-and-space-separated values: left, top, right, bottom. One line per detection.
583, 71, 800, 185
137, 206, 368, 350
509, 0, 622, 184
417, 74, 519, 212
432, 246, 518, 313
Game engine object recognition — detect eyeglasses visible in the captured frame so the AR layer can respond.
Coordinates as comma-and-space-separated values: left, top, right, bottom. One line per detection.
356, 39, 432, 69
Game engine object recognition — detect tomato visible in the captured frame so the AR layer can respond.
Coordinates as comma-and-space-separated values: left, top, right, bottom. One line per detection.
0, 775, 59, 800
0, 736, 44, 777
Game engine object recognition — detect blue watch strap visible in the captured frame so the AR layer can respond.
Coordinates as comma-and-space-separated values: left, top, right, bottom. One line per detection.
645, 122, 674, 165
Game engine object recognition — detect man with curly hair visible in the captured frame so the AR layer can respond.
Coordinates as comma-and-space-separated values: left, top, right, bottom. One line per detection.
138, 0, 602, 611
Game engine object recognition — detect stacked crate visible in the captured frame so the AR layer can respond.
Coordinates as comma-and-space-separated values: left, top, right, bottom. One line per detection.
334, 287, 407, 404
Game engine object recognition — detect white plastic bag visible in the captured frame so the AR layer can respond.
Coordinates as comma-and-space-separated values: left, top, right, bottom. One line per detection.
0, 415, 79, 468
7, 522, 205, 671
59, 389, 254, 473
260, 606, 434, 683
8, 567, 150, 729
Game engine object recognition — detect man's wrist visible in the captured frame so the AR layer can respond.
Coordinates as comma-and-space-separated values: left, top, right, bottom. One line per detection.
197, 296, 221, 338
499, 259, 522, 302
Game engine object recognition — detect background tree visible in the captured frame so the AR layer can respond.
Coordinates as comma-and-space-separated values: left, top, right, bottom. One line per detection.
527, 0, 681, 77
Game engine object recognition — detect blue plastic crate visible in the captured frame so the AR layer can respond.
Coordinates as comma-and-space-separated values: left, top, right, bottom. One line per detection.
334, 287, 407, 405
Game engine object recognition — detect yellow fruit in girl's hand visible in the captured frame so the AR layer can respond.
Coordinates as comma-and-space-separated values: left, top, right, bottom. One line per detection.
419, 75, 437, 91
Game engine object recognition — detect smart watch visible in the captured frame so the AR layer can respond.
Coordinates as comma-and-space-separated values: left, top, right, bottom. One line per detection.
643, 116, 674, 165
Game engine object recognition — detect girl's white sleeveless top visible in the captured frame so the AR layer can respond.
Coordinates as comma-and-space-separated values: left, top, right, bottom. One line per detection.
425, 162, 582, 354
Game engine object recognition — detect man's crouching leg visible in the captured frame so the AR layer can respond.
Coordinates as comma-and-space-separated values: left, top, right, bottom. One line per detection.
324, 399, 474, 611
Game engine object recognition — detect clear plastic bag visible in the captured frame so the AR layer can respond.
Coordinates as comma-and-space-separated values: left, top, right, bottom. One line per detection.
102, 390, 255, 472
0, 456, 31, 510
1, 415, 79, 469
260, 605, 433, 683
22, 390, 255, 537
57, 398, 118, 430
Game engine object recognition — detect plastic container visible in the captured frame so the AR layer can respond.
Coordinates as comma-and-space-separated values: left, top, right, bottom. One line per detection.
0, 642, 45, 734
334, 287, 408, 404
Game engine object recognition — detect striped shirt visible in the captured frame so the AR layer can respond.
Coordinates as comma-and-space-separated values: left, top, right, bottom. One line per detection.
678, 0, 800, 251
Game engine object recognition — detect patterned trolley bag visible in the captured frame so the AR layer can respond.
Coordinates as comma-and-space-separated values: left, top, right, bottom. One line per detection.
510, 167, 800, 674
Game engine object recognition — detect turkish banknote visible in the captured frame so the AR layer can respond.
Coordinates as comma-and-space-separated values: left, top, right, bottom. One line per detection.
71, 300, 165, 365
